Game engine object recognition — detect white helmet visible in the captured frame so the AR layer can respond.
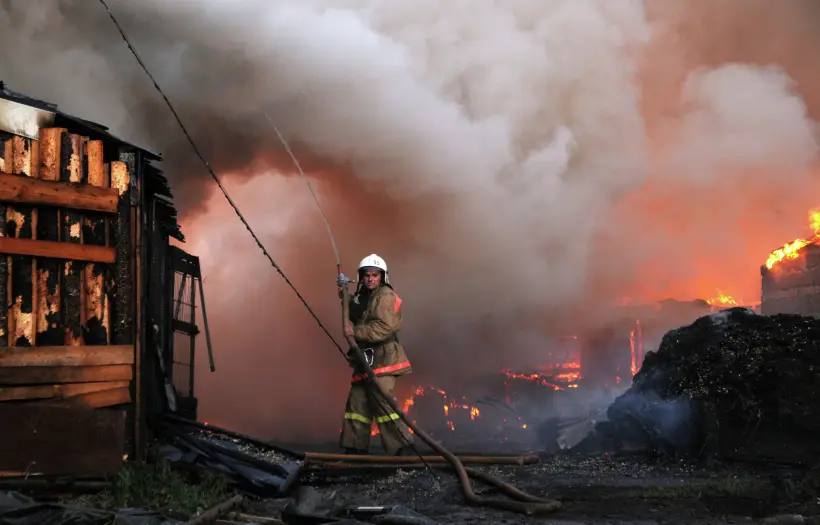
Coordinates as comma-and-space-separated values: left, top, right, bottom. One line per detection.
358, 253, 389, 284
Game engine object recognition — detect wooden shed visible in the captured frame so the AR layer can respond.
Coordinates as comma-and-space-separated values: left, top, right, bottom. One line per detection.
0, 85, 211, 477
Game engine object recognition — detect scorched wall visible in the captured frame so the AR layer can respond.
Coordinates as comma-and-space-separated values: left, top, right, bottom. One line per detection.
760, 243, 820, 317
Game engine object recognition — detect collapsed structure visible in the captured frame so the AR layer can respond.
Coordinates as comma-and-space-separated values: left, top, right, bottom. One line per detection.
583, 306, 820, 462
0, 86, 212, 477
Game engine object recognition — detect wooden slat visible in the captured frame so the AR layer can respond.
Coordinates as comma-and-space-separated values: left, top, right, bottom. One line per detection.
83, 140, 108, 346
61, 134, 85, 346
0, 404, 125, 476
0, 364, 132, 384
0, 172, 118, 213
0, 237, 115, 263
35, 128, 64, 346
0, 380, 129, 401
0, 344, 133, 367
6, 135, 38, 348
31, 386, 131, 408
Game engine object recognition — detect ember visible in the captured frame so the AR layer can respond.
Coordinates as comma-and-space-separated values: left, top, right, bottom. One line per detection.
371, 385, 482, 437
705, 290, 740, 308
628, 320, 642, 376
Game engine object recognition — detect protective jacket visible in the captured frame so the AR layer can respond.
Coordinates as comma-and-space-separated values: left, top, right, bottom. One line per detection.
349, 284, 412, 383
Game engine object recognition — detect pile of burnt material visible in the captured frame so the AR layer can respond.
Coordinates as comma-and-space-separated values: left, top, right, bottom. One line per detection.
571, 307, 820, 462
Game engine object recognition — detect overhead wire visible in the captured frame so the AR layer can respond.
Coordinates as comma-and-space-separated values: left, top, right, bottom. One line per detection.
97, 0, 346, 361
261, 113, 433, 469
98, 0, 427, 467
98, 0, 561, 514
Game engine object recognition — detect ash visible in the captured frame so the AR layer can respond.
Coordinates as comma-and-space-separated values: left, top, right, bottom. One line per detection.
192, 429, 299, 467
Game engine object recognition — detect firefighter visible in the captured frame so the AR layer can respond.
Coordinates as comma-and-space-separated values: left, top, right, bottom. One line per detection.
338, 253, 414, 455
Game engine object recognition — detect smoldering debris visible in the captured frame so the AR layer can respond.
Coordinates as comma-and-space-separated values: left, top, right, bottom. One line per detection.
570, 307, 820, 462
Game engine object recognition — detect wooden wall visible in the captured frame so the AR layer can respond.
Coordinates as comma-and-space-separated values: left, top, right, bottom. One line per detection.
0, 127, 137, 475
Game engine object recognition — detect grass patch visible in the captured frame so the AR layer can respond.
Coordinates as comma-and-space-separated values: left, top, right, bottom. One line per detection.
83, 459, 231, 518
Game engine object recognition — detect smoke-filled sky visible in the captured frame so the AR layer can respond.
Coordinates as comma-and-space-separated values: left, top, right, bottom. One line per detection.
2, 0, 820, 441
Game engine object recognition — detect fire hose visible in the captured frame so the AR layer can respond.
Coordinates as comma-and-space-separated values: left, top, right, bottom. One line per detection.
266, 111, 561, 516
338, 283, 561, 515
101, 0, 560, 514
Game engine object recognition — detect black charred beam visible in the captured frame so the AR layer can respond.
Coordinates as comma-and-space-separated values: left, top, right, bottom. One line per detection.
0, 201, 7, 347
60, 133, 85, 346
6, 137, 36, 347
83, 140, 108, 345
34, 128, 64, 347
109, 157, 133, 346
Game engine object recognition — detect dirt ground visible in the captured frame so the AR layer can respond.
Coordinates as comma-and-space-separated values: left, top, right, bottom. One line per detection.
250, 452, 820, 524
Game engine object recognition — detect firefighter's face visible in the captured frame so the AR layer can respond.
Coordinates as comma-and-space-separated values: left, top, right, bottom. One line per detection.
362, 269, 382, 290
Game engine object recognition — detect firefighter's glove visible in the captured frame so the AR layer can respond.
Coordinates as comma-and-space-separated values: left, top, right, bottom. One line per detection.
337, 273, 350, 298
346, 348, 362, 370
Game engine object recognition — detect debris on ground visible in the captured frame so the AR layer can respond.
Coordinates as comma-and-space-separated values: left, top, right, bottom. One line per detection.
153, 421, 303, 497
571, 307, 820, 462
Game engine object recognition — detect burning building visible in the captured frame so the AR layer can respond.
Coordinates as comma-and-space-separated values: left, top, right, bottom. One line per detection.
0, 85, 212, 477
760, 209, 820, 316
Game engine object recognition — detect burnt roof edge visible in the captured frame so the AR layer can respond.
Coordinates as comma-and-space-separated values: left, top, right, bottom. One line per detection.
0, 83, 161, 161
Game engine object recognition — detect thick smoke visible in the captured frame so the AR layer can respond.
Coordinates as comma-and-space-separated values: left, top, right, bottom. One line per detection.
1, 1, 819, 441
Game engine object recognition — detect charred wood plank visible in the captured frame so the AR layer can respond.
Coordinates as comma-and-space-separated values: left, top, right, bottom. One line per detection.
83, 140, 108, 346
61, 133, 84, 346
0, 380, 130, 401
0, 182, 6, 347
35, 128, 64, 346
0, 364, 132, 384
31, 385, 131, 408
109, 160, 132, 346
0, 344, 133, 367
0, 173, 118, 213
0, 238, 115, 263
5, 137, 38, 347
0, 404, 125, 476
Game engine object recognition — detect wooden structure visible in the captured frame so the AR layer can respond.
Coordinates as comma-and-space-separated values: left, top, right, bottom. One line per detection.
0, 86, 203, 476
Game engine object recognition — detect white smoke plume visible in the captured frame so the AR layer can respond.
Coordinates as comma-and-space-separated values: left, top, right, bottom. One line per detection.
0, 0, 818, 440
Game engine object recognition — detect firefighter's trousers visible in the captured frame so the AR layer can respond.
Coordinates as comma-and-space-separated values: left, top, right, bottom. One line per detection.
339, 375, 413, 454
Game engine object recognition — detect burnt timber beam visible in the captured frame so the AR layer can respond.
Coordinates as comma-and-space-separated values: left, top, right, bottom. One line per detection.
61, 133, 84, 346
30, 386, 131, 408
0, 380, 130, 401
0, 344, 133, 367
83, 140, 109, 345
0, 364, 132, 384
6, 136, 38, 347
0, 237, 115, 263
109, 160, 132, 346
0, 172, 118, 213
34, 127, 65, 346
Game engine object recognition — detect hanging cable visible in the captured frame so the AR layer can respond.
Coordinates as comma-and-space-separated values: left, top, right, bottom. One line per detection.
99, 0, 425, 466
98, 0, 560, 514
97, 0, 346, 361
262, 112, 434, 471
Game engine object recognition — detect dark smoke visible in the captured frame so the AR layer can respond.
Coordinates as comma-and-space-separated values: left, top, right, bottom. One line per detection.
1, 1, 819, 441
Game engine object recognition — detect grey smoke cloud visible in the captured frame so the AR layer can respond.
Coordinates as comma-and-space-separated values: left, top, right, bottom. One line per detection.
0, 0, 819, 440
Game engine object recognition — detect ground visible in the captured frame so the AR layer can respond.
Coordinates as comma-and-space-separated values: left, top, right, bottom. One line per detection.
247, 453, 820, 524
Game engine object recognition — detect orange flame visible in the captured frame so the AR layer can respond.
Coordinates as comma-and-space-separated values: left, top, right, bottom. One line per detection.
397, 385, 481, 431
706, 289, 739, 307
628, 318, 643, 376
766, 208, 820, 269
503, 361, 582, 391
